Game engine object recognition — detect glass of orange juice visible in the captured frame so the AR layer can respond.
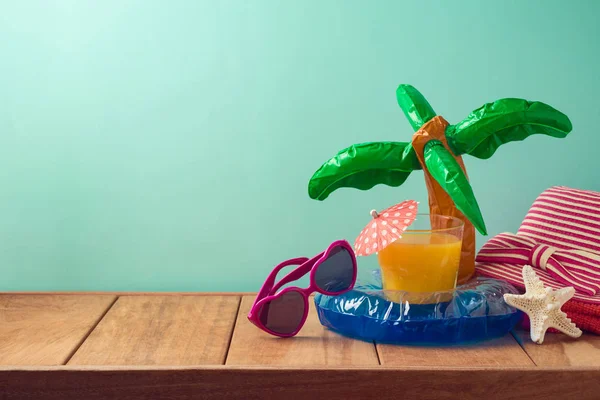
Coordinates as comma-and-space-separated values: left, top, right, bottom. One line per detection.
377, 214, 464, 303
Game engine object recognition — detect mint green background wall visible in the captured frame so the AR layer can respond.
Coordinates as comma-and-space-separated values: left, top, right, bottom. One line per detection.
1, 1, 598, 291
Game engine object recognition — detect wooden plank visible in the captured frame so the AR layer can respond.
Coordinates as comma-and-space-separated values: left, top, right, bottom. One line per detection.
377, 334, 533, 367
226, 296, 379, 366
0, 295, 116, 366
68, 296, 240, 366
514, 329, 600, 366
0, 366, 599, 400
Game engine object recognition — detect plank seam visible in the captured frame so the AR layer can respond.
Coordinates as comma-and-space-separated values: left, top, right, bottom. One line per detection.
510, 330, 537, 366
62, 296, 119, 365
222, 296, 243, 365
374, 341, 382, 365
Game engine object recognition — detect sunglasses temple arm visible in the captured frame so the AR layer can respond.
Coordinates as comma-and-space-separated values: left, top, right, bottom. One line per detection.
270, 255, 320, 295
256, 257, 310, 301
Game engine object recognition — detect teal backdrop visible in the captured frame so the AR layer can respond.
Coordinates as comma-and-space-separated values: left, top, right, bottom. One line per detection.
1, 0, 598, 291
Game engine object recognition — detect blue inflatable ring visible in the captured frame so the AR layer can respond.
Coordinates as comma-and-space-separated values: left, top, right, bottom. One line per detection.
315, 276, 523, 344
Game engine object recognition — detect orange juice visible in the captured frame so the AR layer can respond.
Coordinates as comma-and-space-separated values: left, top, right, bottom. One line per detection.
377, 232, 462, 298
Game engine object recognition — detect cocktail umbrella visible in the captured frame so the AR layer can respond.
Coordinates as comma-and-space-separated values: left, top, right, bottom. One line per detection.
354, 200, 418, 256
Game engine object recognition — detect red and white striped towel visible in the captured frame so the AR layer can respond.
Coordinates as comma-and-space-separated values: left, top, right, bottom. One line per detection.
476, 186, 600, 334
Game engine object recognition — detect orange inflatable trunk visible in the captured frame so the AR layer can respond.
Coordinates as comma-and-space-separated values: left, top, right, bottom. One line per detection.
411, 116, 475, 283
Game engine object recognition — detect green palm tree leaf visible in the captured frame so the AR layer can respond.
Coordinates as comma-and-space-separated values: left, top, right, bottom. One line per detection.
308, 141, 419, 201
424, 141, 487, 235
396, 84, 437, 132
446, 98, 572, 159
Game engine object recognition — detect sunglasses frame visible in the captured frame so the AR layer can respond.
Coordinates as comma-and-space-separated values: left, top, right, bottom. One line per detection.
247, 239, 357, 338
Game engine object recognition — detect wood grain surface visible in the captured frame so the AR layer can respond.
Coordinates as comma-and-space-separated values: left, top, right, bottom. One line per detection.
0, 294, 116, 365
514, 330, 600, 366
377, 334, 533, 367
68, 296, 240, 365
2, 293, 600, 400
226, 296, 379, 366
1, 366, 598, 400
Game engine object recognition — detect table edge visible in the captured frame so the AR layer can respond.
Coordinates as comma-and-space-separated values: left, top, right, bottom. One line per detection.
0, 365, 599, 372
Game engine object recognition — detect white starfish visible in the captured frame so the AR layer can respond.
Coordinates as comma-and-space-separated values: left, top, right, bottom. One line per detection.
503, 265, 582, 344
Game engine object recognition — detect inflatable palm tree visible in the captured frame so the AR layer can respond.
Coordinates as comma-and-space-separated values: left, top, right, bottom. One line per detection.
308, 85, 572, 283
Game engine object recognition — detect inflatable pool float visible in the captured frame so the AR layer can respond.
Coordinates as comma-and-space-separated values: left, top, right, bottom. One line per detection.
315, 274, 523, 344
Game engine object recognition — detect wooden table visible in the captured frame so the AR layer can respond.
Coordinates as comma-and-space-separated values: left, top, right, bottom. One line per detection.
1, 293, 598, 399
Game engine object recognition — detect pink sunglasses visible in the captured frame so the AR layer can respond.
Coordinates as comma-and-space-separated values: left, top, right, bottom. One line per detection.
248, 240, 357, 338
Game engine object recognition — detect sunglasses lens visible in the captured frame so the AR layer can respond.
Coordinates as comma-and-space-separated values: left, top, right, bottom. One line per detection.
257, 290, 305, 335
314, 246, 354, 293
